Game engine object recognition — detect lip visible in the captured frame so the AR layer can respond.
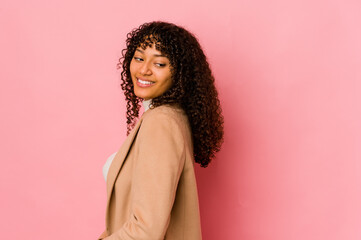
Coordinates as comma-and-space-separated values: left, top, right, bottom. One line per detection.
135, 77, 155, 88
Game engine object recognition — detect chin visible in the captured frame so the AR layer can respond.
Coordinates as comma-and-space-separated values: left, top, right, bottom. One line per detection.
134, 90, 150, 100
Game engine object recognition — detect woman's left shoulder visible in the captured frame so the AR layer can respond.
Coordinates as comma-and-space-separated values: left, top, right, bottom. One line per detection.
139, 104, 188, 139
145, 104, 186, 120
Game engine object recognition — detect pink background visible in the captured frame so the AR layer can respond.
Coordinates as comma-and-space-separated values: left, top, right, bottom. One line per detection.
1, 0, 360, 239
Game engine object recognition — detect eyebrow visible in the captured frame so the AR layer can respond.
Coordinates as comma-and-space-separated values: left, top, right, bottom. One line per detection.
135, 48, 166, 57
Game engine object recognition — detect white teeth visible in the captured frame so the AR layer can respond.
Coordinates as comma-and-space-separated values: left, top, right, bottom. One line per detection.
138, 78, 154, 85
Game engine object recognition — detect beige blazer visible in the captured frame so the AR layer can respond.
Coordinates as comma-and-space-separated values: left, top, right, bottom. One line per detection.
98, 104, 202, 240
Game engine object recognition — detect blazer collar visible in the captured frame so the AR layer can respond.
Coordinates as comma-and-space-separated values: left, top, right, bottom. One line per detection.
105, 111, 149, 224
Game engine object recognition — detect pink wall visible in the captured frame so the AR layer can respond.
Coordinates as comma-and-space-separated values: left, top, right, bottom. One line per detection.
1, 0, 360, 239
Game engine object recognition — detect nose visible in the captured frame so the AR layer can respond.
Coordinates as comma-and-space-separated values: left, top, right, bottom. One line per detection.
139, 61, 152, 75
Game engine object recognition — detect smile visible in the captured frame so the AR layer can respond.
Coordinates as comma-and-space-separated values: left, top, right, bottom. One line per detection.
136, 78, 155, 87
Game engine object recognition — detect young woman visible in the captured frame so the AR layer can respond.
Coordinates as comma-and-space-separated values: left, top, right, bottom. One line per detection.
98, 21, 224, 240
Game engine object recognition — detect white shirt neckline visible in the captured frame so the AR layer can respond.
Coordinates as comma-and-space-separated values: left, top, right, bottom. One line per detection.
142, 98, 152, 112
103, 98, 153, 181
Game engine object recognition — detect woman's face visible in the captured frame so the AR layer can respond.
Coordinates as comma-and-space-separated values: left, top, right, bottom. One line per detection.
130, 44, 173, 100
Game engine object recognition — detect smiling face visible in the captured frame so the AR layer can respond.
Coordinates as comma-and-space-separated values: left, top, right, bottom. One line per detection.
130, 44, 173, 100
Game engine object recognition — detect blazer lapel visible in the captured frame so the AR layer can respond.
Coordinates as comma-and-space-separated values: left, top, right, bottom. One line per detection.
105, 113, 147, 222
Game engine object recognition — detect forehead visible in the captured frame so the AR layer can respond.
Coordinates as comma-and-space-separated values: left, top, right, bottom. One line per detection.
136, 43, 170, 61
134, 34, 174, 63
135, 45, 167, 58
138, 34, 164, 50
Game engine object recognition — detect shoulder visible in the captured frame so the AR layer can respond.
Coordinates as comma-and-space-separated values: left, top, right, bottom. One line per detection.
137, 104, 187, 150
139, 104, 188, 136
142, 104, 186, 124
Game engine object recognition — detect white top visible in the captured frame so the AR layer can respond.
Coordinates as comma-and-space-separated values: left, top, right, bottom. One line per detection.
102, 99, 153, 181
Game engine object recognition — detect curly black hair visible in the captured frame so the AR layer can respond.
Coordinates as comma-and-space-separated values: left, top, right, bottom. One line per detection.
117, 21, 224, 167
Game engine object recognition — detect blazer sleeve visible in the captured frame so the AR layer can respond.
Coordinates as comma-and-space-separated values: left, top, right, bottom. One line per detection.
104, 111, 185, 240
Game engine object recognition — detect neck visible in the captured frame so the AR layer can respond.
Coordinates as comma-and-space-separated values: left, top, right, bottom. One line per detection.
142, 98, 152, 112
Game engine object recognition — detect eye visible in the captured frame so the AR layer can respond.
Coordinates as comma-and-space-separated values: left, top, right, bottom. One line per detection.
155, 63, 166, 67
133, 56, 143, 62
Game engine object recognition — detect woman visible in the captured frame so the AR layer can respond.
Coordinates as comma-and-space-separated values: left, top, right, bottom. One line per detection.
99, 21, 224, 240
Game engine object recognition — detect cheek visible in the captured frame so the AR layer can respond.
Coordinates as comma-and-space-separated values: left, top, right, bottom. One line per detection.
129, 61, 135, 74
166, 72, 173, 86
157, 74, 171, 88
163, 76, 173, 91
161, 69, 172, 83
129, 58, 139, 75
167, 75, 173, 86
